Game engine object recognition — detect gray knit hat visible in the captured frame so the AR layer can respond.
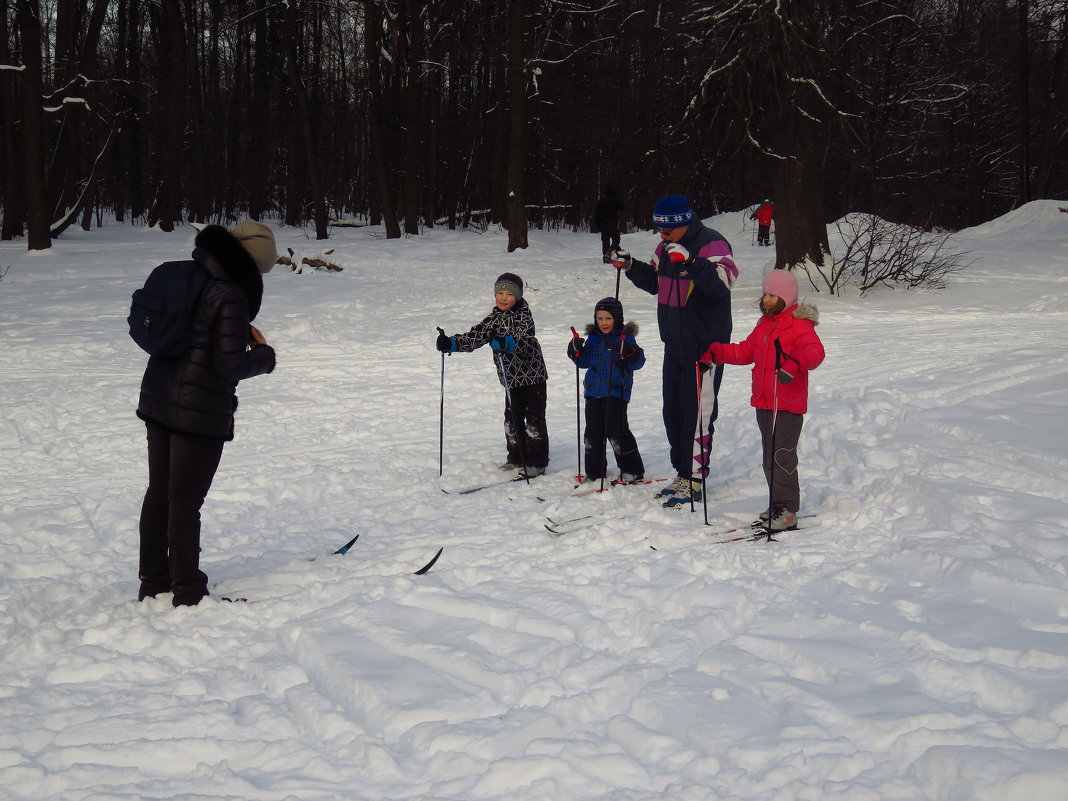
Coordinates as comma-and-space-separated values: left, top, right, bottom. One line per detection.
231, 220, 278, 275
494, 272, 524, 300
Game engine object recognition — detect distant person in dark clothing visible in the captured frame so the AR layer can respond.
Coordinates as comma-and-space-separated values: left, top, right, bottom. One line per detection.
594, 184, 626, 263
751, 200, 774, 246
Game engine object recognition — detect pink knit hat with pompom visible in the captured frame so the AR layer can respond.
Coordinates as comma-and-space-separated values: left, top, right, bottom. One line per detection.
762, 269, 798, 308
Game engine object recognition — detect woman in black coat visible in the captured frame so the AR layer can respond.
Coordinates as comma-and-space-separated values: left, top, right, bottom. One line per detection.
136, 222, 277, 606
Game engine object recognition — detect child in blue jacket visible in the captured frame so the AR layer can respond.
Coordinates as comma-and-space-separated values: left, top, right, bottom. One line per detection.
567, 298, 646, 483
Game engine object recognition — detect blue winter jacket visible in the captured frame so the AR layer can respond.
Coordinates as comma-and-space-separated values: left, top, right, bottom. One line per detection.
573, 322, 645, 401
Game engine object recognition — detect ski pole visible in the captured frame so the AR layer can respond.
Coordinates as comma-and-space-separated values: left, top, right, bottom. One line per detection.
437, 327, 447, 477
694, 359, 709, 525
570, 326, 583, 482
613, 259, 622, 300
760, 339, 786, 542
497, 350, 531, 484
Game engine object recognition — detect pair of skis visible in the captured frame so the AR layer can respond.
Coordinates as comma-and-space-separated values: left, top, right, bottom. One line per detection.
221, 536, 442, 603
546, 511, 816, 543
308, 533, 443, 575
441, 473, 540, 495
444, 474, 668, 498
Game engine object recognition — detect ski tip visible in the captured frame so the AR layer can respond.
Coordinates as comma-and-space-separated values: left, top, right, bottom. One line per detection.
333, 533, 360, 555
414, 547, 444, 575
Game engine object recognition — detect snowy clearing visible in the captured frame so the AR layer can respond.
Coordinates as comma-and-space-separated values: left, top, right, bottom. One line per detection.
1, 202, 1067, 801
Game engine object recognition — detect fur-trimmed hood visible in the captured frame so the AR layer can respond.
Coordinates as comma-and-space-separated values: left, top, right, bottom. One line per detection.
792, 303, 819, 325
584, 320, 639, 337
192, 225, 264, 321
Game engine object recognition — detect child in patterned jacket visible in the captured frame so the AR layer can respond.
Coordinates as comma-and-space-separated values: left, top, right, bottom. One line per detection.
436, 273, 549, 478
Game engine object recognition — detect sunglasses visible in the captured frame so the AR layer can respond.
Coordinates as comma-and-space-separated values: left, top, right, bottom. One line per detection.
656, 227, 676, 235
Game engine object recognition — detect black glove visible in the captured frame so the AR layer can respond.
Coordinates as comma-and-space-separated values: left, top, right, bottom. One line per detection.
621, 345, 640, 363
436, 331, 455, 352
567, 339, 583, 359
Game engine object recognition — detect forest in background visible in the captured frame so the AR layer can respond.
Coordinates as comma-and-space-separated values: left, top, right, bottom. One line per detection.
2, 0, 1066, 265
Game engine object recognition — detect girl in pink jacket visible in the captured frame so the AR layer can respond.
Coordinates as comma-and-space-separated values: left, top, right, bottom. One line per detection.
701, 269, 824, 532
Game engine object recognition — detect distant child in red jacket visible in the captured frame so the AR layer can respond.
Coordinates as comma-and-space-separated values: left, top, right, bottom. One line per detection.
750, 200, 774, 246
701, 269, 824, 532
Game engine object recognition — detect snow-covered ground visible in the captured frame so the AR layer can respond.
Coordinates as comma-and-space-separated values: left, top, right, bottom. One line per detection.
1, 202, 1067, 801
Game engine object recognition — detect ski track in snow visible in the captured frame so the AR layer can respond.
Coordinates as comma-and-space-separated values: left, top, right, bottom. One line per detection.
1, 205, 1068, 800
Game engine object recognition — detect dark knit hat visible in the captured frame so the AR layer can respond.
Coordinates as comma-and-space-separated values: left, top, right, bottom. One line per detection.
594, 297, 624, 330
652, 195, 694, 229
495, 272, 524, 300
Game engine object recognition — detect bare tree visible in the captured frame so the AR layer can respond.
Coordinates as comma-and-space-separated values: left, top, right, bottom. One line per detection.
2, 0, 26, 240
505, 0, 528, 251
810, 213, 969, 296
15, 0, 49, 249
280, 0, 329, 239
364, 0, 401, 238
145, 0, 187, 231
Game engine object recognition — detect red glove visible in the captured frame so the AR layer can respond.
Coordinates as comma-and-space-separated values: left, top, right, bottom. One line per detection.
665, 242, 692, 264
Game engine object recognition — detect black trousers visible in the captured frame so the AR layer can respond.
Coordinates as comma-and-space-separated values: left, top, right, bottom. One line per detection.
583, 396, 644, 479
504, 382, 549, 468
663, 351, 722, 477
139, 421, 225, 606
600, 227, 621, 254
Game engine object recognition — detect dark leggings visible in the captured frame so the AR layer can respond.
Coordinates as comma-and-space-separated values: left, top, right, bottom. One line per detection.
600, 228, 621, 254
138, 421, 225, 606
583, 396, 644, 479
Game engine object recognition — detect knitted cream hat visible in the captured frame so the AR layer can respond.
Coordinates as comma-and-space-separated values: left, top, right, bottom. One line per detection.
231, 220, 278, 275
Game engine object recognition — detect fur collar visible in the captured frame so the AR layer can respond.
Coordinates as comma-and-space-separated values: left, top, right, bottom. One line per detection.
793, 303, 819, 325
584, 321, 639, 337
192, 225, 264, 321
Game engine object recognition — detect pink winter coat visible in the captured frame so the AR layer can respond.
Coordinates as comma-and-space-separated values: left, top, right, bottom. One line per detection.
704, 303, 824, 414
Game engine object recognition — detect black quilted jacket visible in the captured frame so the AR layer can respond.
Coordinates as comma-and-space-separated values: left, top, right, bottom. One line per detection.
136, 225, 276, 440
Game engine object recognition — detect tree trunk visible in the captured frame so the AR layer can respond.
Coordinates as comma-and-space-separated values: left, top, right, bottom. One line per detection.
281, 0, 329, 239
1031, 2, 1068, 199
1, 0, 25, 239
402, 0, 422, 235
146, 0, 186, 232
247, 0, 272, 221
365, 0, 401, 239
773, 156, 829, 271
505, 0, 527, 252
115, 0, 145, 222
1017, 0, 1032, 204
16, 0, 50, 249
285, 112, 303, 226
